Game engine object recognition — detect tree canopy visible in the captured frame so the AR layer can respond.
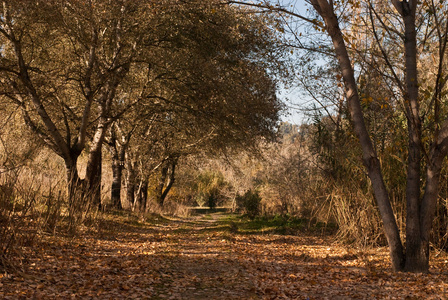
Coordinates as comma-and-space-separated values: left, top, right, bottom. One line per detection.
0, 0, 285, 220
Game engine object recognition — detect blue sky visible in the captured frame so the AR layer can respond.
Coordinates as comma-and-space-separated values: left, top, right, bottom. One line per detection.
276, 0, 315, 125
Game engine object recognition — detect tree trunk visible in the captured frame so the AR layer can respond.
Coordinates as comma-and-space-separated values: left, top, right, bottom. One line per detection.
125, 159, 137, 210
155, 160, 169, 207
108, 123, 133, 210
65, 156, 87, 232
155, 157, 178, 207
85, 121, 108, 210
85, 146, 102, 210
111, 153, 124, 210
110, 140, 126, 210
66, 159, 82, 206
399, 4, 425, 272
404, 135, 446, 271
161, 158, 178, 203
135, 176, 149, 212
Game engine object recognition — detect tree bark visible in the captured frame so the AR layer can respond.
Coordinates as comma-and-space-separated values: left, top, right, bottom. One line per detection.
109, 126, 129, 210
66, 158, 82, 206
85, 124, 106, 210
65, 156, 87, 231
396, 1, 425, 272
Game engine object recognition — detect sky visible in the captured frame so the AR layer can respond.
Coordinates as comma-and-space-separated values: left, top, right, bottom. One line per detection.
276, 0, 315, 126
233, 0, 322, 126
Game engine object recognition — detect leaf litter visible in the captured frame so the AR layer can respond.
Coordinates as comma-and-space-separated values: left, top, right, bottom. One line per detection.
1, 213, 448, 299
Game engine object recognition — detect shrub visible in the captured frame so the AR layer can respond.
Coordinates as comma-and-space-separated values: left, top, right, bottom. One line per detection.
236, 189, 261, 219
207, 187, 219, 210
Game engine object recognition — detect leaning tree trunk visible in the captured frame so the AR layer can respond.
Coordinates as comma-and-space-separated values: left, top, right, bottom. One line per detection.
160, 158, 178, 204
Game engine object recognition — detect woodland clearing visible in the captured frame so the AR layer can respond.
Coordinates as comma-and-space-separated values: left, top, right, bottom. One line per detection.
1, 212, 448, 299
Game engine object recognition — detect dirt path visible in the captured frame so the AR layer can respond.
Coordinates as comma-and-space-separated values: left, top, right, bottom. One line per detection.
1, 213, 448, 299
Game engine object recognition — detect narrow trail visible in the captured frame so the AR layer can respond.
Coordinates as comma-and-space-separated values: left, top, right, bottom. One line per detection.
1, 212, 448, 299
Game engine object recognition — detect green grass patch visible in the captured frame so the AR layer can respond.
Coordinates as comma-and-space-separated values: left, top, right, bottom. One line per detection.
216, 214, 337, 236
202, 214, 214, 220
236, 215, 306, 235
143, 213, 171, 225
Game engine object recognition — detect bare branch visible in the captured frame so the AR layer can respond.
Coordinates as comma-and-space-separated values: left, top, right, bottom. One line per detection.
227, 0, 322, 27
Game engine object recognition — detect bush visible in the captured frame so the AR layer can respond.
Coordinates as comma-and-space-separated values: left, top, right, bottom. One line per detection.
207, 187, 219, 210
236, 189, 261, 219
192, 171, 229, 208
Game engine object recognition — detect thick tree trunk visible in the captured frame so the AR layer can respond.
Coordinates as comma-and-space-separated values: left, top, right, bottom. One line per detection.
108, 123, 132, 210
85, 146, 102, 210
311, 0, 404, 271
66, 159, 82, 205
407, 140, 447, 272
402, 157, 443, 271
161, 158, 177, 203
65, 156, 87, 232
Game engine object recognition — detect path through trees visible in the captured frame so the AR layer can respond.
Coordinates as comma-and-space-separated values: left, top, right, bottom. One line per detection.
1, 212, 447, 299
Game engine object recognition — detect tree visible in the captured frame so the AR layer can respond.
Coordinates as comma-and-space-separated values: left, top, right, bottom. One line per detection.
107, 121, 134, 210
230, 0, 448, 272
0, 0, 161, 220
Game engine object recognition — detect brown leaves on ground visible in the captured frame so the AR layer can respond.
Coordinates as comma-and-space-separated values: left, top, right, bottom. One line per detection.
1, 213, 448, 299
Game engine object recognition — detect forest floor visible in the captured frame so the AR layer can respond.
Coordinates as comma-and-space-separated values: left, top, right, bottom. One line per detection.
1, 211, 448, 299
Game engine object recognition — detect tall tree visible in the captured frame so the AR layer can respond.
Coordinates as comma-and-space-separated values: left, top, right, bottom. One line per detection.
0, 0, 151, 209
231, 0, 448, 272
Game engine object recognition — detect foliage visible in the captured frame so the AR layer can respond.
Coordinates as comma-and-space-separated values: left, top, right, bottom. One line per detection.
236, 189, 262, 219
188, 170, 228, 208
7, 0, 448, 279
0, 0, 286, 228
100, 0, 286, 212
